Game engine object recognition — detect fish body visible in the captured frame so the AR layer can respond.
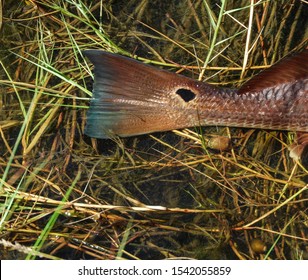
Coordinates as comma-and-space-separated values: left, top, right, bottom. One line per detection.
83, 49, 308, 139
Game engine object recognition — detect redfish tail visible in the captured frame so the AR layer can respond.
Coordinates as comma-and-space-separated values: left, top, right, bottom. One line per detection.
83, 50, 199, 139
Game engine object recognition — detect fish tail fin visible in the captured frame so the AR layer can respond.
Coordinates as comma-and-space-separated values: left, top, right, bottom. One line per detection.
83, 50, 199, 139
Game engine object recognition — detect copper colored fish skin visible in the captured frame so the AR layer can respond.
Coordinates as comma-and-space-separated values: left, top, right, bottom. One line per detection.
83, 49, 308, 139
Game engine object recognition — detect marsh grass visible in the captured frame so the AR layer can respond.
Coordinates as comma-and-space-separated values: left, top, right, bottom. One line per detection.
0, 0, 307, 259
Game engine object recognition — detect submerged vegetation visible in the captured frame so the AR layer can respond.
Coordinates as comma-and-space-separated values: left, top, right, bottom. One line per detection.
0, 0, 307, 259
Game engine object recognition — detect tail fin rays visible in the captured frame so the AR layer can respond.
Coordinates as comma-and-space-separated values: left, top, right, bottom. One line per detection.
83, 50, 198, 138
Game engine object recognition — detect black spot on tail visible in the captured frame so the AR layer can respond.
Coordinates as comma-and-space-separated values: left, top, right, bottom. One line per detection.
176, 88, 196, 102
